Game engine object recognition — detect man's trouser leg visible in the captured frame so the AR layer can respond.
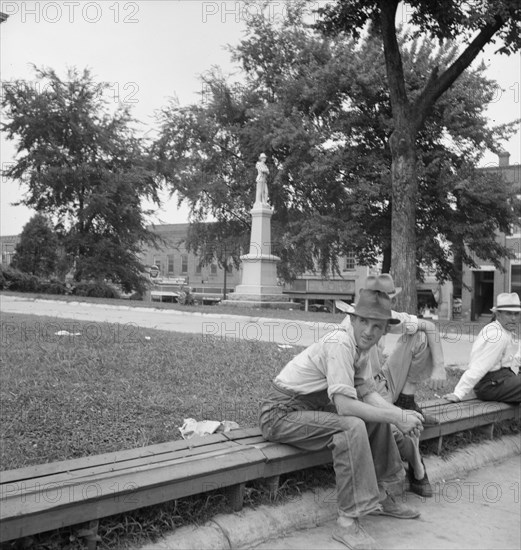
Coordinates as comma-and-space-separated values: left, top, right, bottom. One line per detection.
475, 369, 521, 403
260, 388, 403, 517
381, 332, 433, 401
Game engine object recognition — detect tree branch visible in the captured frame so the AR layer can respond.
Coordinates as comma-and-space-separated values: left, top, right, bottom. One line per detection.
412, 15, 506, 132
378, 0, 410, 124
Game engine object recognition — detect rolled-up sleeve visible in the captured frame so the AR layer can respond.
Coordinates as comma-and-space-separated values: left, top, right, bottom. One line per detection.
323, 334, 358, 400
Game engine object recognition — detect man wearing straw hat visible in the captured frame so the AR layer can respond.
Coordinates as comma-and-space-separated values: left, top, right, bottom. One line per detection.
444, 292, 520, 403
259, 289, 423, 550
337, 273, 447, 499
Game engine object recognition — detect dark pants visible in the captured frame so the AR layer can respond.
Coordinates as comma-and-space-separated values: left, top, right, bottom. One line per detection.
259, 382, 404, 517
474, 368, 521, 404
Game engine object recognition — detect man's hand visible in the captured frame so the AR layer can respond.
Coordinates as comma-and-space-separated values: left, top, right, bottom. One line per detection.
395, 408, 424, 437
443, 393, 461, 402
427, 367, 447, 391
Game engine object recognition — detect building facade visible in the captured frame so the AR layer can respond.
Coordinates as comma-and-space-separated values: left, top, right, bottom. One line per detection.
460, 152, 521, 321
138, 223, 242, 296
0, 235, 18, 267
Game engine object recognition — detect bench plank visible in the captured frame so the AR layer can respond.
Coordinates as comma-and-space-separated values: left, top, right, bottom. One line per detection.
1, 441, 246, 500
0, 433, 231, 484
1, 448, 266, 542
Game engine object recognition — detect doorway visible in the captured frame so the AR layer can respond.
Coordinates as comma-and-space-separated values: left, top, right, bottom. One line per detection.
471, 271, 494, 321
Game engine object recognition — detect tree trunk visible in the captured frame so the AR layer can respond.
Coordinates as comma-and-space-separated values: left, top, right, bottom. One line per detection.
389, 127, 417, 314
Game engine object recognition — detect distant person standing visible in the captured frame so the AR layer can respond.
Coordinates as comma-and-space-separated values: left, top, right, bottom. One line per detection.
444, 293, 521, 404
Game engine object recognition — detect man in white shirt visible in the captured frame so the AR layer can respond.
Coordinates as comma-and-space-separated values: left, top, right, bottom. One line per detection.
338, 274, 447, 498
259, 289, 423, 550
444, 292, 520, 403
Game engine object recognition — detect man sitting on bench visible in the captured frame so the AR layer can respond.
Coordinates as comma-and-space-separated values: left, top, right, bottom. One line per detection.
337, 274, 447, 498
444, 292, 520, 404
259, 289, 423, 550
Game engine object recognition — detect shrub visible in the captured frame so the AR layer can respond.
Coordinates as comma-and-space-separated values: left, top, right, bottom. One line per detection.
71, 281, 121, 299
0, 265, 41, 292
38, 279, 69, 295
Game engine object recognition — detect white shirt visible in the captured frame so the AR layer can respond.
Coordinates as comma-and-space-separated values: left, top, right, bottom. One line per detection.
275, 325, 376, 400
453, 320, 521, 399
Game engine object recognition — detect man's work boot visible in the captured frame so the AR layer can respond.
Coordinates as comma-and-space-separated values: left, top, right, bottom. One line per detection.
395, 393, 439, 426
371, 491, 421, 519
408, 460, 433, 498
332, 516, 378, 550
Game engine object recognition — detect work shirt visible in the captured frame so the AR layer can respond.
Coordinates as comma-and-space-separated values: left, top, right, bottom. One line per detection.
452, 320, 521, 399
274, 325, 376, 400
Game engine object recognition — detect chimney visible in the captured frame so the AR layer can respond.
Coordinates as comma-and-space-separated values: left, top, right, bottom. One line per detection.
498, 151, 510, 167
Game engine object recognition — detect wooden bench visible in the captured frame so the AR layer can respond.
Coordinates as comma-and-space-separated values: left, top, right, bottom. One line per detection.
1, 398, 519, 548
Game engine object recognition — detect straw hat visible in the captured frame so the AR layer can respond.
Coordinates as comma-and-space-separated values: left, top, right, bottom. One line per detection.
491, 293, 521, 312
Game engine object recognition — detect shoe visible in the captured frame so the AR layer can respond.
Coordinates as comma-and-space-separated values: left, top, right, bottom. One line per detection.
395, 393, 439, 426
408, 461, 433, 498
332, 517, 378, 550
372, 491, 420, 519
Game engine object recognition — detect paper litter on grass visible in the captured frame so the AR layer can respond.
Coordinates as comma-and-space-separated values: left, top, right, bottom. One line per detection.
179, 418, 240, 440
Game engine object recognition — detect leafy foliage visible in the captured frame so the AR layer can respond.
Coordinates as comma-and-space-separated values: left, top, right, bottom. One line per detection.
317, 0, 521, 312
153, 5, 519, 286
1, 67, 160, 293
11, 213, 59, 277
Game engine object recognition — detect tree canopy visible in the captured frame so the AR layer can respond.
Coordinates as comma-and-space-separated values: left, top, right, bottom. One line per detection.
317, 0, 521, 310
153, 5, 519, 288
2, 67, 161, 292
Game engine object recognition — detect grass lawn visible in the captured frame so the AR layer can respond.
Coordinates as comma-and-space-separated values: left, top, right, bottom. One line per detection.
0, 312, 299, 470
0, 303, 517, 549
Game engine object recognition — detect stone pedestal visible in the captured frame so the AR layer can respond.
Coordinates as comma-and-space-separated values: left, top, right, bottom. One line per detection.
223, 202, 293, 309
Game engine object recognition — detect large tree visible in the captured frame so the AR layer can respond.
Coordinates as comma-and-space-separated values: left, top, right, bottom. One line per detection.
11, 213, 59, 277
2, 67, 160, 293
153, 7, 518, 289
317, 0, 521, 311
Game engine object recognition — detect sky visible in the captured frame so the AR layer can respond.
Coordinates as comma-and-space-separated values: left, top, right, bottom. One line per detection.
1, 0, 520, 237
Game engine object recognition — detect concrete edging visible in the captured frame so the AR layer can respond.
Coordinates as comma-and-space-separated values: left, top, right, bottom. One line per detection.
136, 434, 521, 550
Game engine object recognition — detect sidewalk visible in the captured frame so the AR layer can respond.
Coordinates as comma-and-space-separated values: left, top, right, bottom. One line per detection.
0, 295, 474, 366
137, 435, 520, 550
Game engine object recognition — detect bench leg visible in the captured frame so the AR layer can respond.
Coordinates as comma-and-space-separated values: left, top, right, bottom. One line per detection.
79, 519, 100, 550
476, 423, 494, 439
265, 475, 280, 499
226, 483, 245, 512
436, 436, 443, 455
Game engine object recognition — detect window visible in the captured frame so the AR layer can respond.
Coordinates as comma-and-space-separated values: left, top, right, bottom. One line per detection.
181, 254, 188, 274
344, 250, 356, 271
210, 263, 217, 275
167, 255, 174, 274
195, 262, 202, 275
153, 258, 162, 275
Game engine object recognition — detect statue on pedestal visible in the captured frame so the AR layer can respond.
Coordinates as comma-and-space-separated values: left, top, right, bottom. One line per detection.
255, 153, 269, 205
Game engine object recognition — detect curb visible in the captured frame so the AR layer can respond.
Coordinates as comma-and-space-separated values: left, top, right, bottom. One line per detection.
136, 434, 520, 550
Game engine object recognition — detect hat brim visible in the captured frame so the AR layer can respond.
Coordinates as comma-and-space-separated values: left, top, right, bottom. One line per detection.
344, 307, 401, 325
491, 306, 521, 312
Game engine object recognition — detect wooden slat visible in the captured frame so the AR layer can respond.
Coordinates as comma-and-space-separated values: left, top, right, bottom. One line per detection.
222, 427, 263, 440
1, 448, 266, 542
0, 441, 244, 499
0, 433, 230, 484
